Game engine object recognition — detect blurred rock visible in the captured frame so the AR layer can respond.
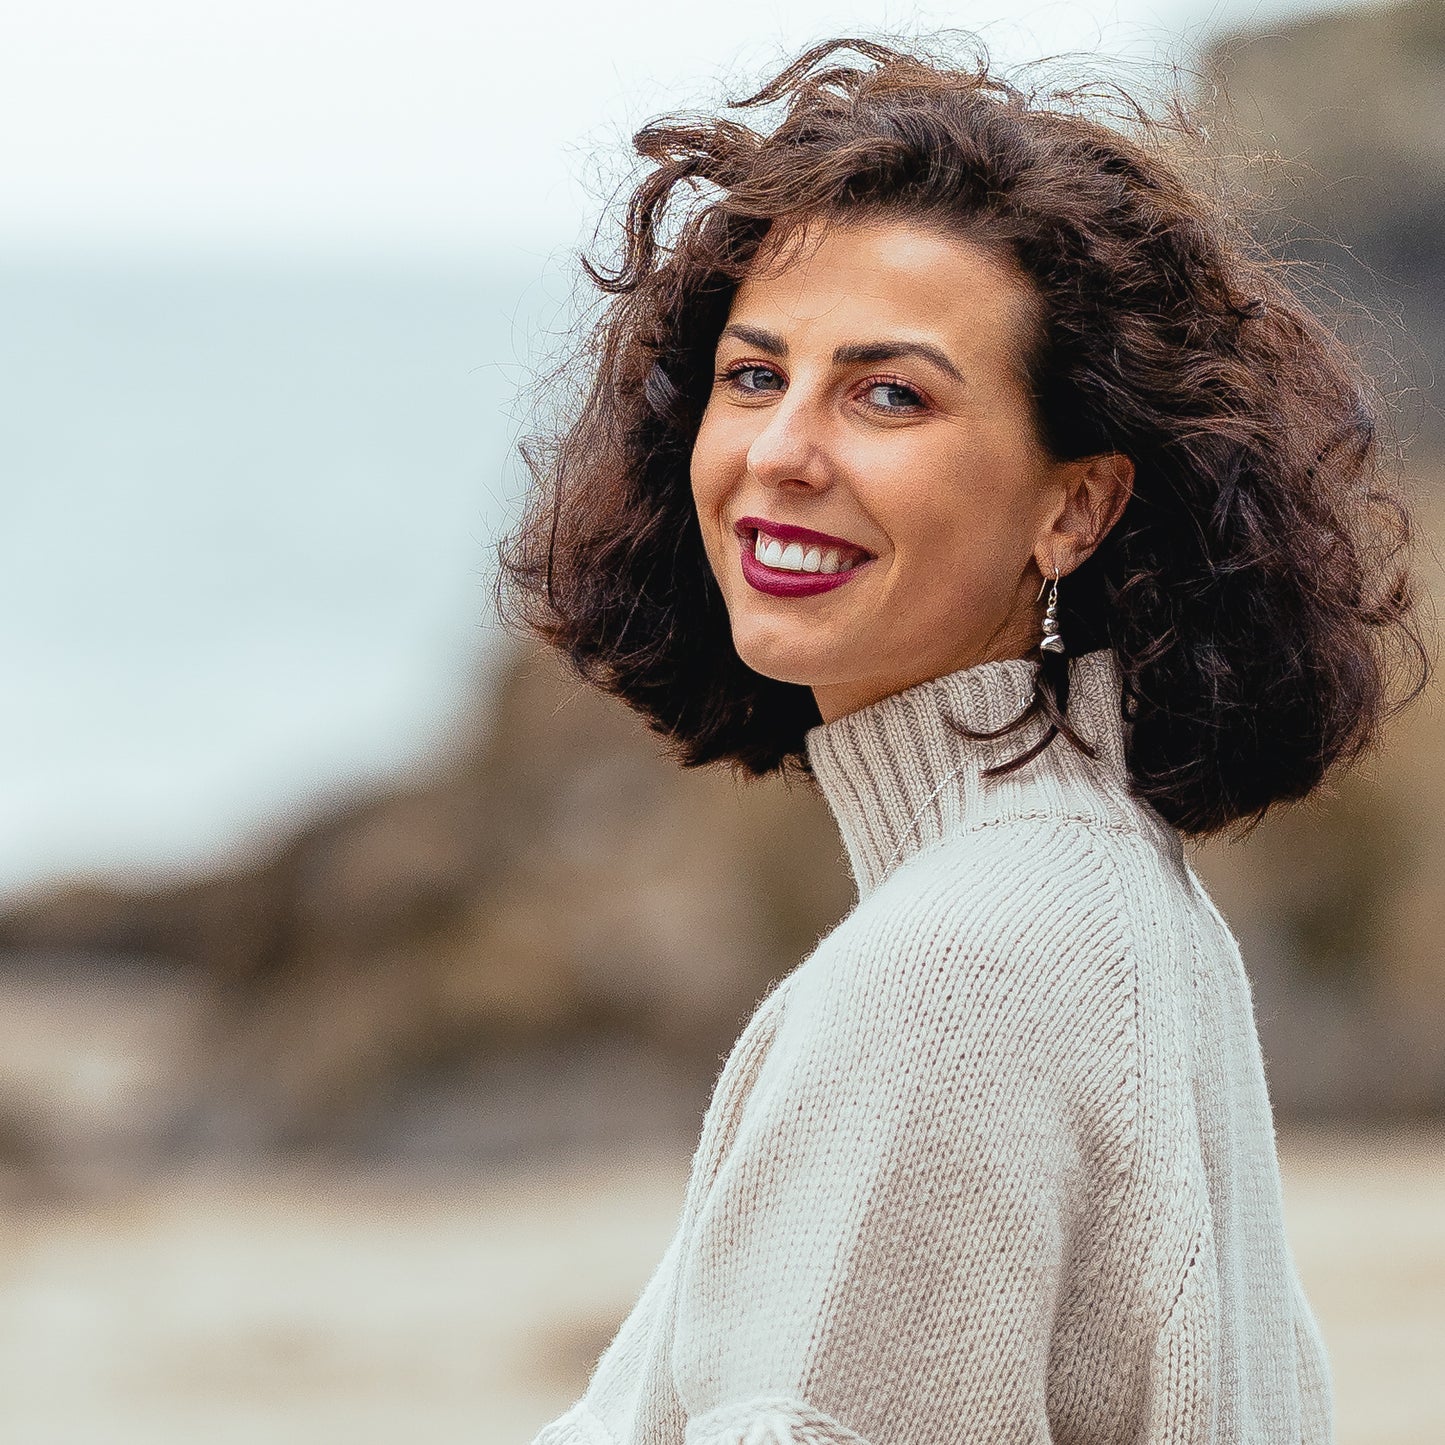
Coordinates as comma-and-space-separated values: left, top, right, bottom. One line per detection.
1179, 0, 1445, 1118
0, 952, 216, 1196
1203, 0, 1445, 448
0, 641, 852, 1157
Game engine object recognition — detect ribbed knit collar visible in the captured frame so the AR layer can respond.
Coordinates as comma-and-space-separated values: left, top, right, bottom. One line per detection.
804, 646, 1176, 898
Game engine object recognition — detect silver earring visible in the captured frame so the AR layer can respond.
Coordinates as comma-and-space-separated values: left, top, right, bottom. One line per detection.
1037, 565, 1064, 654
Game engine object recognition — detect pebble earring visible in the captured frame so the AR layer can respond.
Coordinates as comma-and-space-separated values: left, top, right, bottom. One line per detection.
1037, 565, 1064, 655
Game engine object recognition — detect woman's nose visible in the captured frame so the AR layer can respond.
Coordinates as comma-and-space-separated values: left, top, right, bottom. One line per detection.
745, 391, 832, 491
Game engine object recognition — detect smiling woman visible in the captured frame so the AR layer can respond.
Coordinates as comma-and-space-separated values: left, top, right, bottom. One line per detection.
494, 32, 1431, 1445
690, 216, 1133, 724
496, 36, 1426, 833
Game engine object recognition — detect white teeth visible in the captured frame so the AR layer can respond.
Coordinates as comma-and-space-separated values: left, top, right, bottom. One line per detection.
753, 529, 862, 575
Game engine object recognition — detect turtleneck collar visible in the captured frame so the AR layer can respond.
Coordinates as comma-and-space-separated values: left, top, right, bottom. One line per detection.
803, 646, 1180, 899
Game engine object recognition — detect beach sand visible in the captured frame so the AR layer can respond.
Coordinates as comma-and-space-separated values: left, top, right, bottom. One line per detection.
0, 1127, 1439, 1444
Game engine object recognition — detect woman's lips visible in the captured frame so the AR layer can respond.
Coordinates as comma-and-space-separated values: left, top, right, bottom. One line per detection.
737, 531, 875, 597
734, 515, 871, 555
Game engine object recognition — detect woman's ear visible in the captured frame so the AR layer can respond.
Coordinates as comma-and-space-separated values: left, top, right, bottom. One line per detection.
1038, 451, 1134, 574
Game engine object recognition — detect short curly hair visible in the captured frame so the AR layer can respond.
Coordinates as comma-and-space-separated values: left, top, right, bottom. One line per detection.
494, 34, 1433, 840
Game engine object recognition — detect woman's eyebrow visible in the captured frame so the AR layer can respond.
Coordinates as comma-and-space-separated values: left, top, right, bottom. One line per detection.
834, 340, 964, 384
719, 324, 964, 384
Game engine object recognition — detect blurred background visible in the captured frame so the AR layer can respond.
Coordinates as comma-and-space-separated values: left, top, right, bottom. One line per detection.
1, 0, 1442, 1440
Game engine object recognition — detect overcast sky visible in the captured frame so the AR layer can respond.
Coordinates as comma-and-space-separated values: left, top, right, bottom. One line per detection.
1, 0, 1351, 263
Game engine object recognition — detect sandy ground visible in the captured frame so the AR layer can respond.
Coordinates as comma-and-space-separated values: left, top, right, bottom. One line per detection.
0, 1126, 1440, 1445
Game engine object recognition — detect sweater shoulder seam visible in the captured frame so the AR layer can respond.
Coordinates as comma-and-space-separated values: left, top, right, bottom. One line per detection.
883, 811, 1154, 883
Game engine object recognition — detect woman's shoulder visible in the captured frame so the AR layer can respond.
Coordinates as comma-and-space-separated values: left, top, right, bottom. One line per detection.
803, 812, 1199, 1063
858, 808, 1192, 956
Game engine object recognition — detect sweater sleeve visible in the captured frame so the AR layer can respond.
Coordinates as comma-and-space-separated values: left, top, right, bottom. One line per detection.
669, 851, 1146, 1445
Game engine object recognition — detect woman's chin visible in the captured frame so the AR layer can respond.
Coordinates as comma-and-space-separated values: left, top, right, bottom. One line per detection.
732, 632, 864, 689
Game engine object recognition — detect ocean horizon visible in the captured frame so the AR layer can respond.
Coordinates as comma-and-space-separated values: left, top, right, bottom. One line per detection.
0, 251, 575, 905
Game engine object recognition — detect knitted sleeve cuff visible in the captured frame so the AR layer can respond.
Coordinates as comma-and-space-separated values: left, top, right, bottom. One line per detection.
530, 1398, 619, 1445
686, 1397, 873, 1445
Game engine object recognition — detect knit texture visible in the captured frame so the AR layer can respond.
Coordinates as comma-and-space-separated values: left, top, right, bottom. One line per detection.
528, 646, 1335, 1445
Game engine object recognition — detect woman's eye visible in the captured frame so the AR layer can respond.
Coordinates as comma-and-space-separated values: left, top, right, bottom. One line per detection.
862, 380, 925, 412
720, 364, 785, 393
715, 365, 922, 411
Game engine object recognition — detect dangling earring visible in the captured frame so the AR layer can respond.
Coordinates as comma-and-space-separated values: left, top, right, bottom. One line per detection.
1037, 564, 1064, 654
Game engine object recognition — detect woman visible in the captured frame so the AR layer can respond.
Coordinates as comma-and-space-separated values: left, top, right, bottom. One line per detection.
496, 35, 1430, 1445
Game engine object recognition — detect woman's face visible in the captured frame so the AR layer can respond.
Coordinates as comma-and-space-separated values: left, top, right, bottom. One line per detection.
690, 214, 1128, 724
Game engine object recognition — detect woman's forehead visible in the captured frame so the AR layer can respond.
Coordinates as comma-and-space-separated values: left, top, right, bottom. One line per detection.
728, 216, 1040, 358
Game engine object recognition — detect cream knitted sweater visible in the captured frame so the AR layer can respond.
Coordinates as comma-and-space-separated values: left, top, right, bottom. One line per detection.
530, 646, 1335, 1445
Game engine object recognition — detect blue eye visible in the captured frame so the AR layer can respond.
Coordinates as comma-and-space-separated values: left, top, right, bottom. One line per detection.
720, 364, 784, 393
863, 380, 924, 411
714, 363, 926, 413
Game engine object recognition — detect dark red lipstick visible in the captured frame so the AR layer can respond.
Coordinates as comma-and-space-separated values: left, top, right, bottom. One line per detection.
733, 516, 876, 598
734, 516, 873, 555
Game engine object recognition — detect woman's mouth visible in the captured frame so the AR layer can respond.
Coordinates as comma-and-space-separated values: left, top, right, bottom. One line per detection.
735, 522, 875, 598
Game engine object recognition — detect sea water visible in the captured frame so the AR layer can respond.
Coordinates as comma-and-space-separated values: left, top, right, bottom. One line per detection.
0, 252, 573, 903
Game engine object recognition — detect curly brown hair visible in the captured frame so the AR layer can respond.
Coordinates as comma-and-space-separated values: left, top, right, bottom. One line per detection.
494, 34, 1433, 840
